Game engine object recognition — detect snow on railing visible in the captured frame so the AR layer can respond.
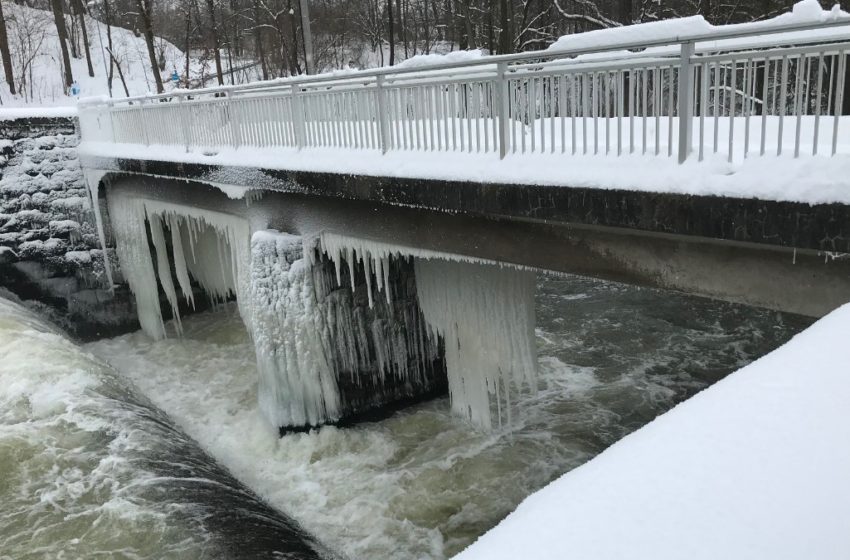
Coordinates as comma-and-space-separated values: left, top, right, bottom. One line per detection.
78, 13, 850, 165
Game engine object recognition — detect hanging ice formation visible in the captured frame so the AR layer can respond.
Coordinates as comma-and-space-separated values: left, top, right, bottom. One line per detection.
415, 259, 537, 429
108, 192, 532, 431
250, 231, 341, 428
318, 232, 538, 430
107, 191, 252, 340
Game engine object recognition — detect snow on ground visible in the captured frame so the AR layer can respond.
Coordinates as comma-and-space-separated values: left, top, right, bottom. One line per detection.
0, 107, 77, 119
547, 0, 849, 54
454, 302, 850, 560
0, 3, 206, 107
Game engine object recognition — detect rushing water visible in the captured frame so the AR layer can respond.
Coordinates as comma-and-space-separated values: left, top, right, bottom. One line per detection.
75, 274, 812, 560
0, 293, 332, 560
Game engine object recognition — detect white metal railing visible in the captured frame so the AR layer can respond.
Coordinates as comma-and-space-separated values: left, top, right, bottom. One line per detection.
78, 17, 850, 165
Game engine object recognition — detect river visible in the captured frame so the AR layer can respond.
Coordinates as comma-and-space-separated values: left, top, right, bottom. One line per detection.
1, 273, 811, 559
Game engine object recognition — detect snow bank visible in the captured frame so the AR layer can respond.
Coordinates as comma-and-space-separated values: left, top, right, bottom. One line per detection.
548, 16, 712, 53
0, 107, 77, 120
396, 49, 485, 70
547, 0, 849, 53
455, 302, 850, 560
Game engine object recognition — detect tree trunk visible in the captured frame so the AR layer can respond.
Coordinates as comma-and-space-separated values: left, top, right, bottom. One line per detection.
387, 0, 395, 65
461, 0, 474, 48
50, 0, 74, 91
184, 5, 191, 85
0, 1, 15, 94
400, 0, 408, 58
103, 0, 115, 95
74, 0, 95, 77
253, 0, 269, 80
136, 0, 164, 93
619, 0, 633, 25
204, 0, 225, 85
498, 0, 510, 53
107, 47, 130, 97
298, 0, 314, 74
287, 1, 301, 75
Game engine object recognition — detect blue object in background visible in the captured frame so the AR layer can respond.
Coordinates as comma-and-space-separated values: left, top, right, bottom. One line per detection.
172, 71, 180, 84
70, 81, 80, 96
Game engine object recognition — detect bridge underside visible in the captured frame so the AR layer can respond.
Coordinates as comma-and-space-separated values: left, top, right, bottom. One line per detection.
89, 159, 850, 318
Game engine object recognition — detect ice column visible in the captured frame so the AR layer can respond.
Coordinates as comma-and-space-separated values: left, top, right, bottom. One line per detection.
107, 192, 166, 339
414, 259, 538, 430
251, 231, 341, 428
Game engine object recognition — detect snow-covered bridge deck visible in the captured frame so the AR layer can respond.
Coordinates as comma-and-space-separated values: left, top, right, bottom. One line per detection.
79, 7, 850, 203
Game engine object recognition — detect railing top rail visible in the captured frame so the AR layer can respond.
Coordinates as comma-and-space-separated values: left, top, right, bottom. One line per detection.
78, 15, 850, 109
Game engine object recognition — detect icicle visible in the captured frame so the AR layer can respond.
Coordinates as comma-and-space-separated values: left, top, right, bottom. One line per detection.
108, 195, 252, 338
346, 247, 356, 291
382, 257, 391, 304
146, 212, 182, 335
107, 192, 166, 340
415, 258, 537, 430
363, 254, 374, 308
168, 215, 195, 309
83, 171, 115, 291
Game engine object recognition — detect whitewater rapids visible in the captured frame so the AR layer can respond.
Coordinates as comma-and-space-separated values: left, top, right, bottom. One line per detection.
83, 274, 811, 559
0, 292, 333, 559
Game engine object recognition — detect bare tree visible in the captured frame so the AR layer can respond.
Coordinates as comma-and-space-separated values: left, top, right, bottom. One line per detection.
387, 0, 394, 65
50, 0, 74, 90
0, 0, 15, 94
136, 0, 165, 92
9, 5, 49, 100
204, 0, 225, 84
73, 0, 96, 77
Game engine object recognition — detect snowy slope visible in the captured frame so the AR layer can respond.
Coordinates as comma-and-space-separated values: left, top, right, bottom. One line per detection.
0, 3, 204, 106
454, 302, 850, 560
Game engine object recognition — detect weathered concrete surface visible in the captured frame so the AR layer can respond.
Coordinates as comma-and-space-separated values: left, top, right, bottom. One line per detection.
79, 155, 850, 253
104, 176, 850, 318
0, 117, 137, 339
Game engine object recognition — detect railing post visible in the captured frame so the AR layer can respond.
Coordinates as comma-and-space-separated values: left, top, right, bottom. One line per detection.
108, 101, 117, 143
177, 94, 191, 153
376, 75, 390, 154
291, 86, 305, 150
139, 98, 150, 146
497, 62, 510, 159
228, 91, 242, 148
677, 41, 695, 163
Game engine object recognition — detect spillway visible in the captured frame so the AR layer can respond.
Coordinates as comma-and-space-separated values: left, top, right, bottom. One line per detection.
0, 293, 333, 559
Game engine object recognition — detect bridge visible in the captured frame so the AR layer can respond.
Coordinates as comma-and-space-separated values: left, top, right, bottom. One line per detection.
75, 15, 850, 432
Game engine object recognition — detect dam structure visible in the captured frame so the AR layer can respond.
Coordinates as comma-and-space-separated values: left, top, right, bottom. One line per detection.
71, 14, 850, 435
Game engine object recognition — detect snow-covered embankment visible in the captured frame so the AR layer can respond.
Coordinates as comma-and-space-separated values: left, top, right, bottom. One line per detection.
456, 302, 850, 560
